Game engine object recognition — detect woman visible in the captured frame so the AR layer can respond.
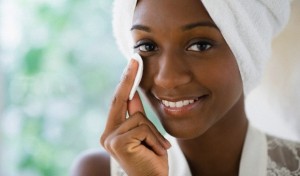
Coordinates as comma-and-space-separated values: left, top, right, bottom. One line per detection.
71, 0, 300, 175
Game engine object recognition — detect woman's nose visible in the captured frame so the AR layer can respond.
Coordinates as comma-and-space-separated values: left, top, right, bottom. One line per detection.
154, 52, 192, 89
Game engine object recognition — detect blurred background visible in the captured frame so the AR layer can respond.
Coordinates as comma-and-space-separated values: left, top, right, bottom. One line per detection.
0, 0, 126, 175
0, 0, 299, 176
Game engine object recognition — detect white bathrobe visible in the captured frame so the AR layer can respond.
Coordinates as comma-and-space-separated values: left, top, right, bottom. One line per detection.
110, 125, 300, 176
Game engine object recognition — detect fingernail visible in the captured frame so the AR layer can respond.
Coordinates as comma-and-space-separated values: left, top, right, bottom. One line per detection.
122, 59, 136, 76
129, 58, 137, 68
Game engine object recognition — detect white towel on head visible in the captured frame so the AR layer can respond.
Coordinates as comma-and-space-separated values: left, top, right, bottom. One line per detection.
112, 0, 137, 59
112, 0, 291, 95
200, 0, 291, 94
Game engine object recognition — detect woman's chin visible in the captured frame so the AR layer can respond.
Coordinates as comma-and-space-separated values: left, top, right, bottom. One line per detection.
161, 120, 211, 140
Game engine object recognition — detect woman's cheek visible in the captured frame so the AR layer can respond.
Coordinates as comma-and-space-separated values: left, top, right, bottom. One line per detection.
139, 74, 152, 95
139, 61, 156, 91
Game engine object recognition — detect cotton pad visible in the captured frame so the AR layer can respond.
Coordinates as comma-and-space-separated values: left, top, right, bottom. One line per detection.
129, 53, 143, 100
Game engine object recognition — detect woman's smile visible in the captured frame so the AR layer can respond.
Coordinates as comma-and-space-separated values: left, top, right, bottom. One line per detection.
155, 94, 209, 117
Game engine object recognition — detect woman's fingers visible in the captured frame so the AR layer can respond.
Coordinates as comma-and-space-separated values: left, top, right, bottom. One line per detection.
103, 112, 171, 153
105, 59, 139, 131
128, 92, 145, 116
108, 123, 167, 156
102, 115, 170, 176
127, 88, 172, 148
101, 59, 139, 146
130, 112, 171, 150
128, 92, 171, 149
101, 58, 170, 158
128, 93, 171, 149
100, 57, 169, 175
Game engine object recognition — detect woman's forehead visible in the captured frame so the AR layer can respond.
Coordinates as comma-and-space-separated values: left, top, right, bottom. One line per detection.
133, 0, 213, 28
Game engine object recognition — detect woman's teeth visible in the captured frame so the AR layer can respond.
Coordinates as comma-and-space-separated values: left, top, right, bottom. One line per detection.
161, 99, 197, 108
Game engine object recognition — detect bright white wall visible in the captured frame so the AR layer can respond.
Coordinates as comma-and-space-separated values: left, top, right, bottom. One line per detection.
246, 1, 300, 141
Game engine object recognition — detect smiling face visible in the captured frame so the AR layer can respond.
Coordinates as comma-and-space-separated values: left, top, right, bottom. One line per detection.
132, 0, 244, 139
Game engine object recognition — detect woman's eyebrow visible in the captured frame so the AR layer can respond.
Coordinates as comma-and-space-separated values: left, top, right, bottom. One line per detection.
182, 21, 219, 31
131, 21, 219, 32
131, 25, 151, 32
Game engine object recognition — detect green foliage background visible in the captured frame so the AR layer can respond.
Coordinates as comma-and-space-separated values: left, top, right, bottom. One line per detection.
0, 0, 152, 175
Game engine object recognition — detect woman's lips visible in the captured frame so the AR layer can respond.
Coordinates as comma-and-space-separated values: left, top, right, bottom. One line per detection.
157, 95, 208, 117
161, 98, 199, 108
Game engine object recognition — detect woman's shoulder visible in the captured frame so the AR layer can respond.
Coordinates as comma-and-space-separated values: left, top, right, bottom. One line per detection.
266, 134, 300, 175
70, 149, 110, 176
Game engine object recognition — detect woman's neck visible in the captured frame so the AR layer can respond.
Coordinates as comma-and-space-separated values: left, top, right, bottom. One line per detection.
176, 98, 248, 176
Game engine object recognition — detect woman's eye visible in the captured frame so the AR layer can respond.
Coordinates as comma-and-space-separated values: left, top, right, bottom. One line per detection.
187, 42, 212, 52
134, 42, 157, 52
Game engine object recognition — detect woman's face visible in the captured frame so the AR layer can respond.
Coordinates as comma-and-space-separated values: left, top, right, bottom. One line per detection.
132, 0, 244, 139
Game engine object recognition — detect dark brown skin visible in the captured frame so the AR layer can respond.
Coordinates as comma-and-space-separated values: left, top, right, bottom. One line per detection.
71, 0, 248, 175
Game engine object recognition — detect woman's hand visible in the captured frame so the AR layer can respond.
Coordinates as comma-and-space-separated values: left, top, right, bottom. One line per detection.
100, 59, 171, 176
